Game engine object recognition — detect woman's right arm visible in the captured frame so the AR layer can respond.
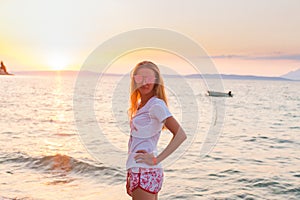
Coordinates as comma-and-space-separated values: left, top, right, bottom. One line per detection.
156, 116, 187, 164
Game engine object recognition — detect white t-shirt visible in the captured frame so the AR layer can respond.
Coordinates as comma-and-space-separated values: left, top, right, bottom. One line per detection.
126, 96, 172, 170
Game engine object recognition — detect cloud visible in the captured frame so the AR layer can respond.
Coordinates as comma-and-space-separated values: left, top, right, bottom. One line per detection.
210, 54, 300, 61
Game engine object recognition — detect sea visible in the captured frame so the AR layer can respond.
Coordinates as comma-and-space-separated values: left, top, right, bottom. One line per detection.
0, 72, 299, 200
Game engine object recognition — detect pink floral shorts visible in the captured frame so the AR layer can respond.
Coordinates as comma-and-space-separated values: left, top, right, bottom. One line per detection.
126, 167, 164, 196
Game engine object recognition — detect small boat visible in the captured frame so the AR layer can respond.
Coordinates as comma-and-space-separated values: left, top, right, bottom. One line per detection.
207, 90, 233, 97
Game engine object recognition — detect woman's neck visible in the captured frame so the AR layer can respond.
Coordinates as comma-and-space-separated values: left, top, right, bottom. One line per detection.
140, 93, 155, 104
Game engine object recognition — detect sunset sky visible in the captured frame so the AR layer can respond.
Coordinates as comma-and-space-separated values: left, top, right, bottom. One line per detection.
0, 0, 299, 76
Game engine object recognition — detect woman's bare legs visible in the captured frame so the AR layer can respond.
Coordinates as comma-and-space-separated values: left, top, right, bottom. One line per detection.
132, 187, 158, 200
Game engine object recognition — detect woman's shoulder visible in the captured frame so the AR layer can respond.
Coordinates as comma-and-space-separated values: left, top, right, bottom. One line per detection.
152, 97, 165, 103
151, 97, 168, 107
149, 97, 172, 120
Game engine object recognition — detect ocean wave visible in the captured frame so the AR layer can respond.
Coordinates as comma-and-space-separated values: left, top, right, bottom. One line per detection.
1, 152, 124, 184
245, 135, 300, 146
0, 196, 36, 200
237, 177, 300, 198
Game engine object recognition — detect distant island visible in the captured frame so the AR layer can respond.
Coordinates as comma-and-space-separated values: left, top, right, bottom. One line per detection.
281, 68, 300, 80
0, 61, 13, 75
13, 70, 299, 81
185, 74, 293, 81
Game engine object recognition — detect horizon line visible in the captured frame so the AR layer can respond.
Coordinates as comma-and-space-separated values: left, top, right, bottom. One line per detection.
9, 70, 298, 81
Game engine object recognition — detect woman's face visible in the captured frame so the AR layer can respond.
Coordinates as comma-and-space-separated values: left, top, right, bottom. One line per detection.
134, 68, 156, 96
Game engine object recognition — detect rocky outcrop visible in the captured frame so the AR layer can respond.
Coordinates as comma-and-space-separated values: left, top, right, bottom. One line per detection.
281, 68, 300, 80
0, 61, 13, 75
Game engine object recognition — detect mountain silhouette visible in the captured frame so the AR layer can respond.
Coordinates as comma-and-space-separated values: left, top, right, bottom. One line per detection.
281, 68, 300, 80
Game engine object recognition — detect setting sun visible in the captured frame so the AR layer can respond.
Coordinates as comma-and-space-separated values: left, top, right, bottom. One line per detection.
48, 55, 69, 71
52, 65, 66, 71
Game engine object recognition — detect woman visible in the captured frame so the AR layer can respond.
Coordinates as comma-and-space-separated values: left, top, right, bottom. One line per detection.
126, 61, 187, 200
